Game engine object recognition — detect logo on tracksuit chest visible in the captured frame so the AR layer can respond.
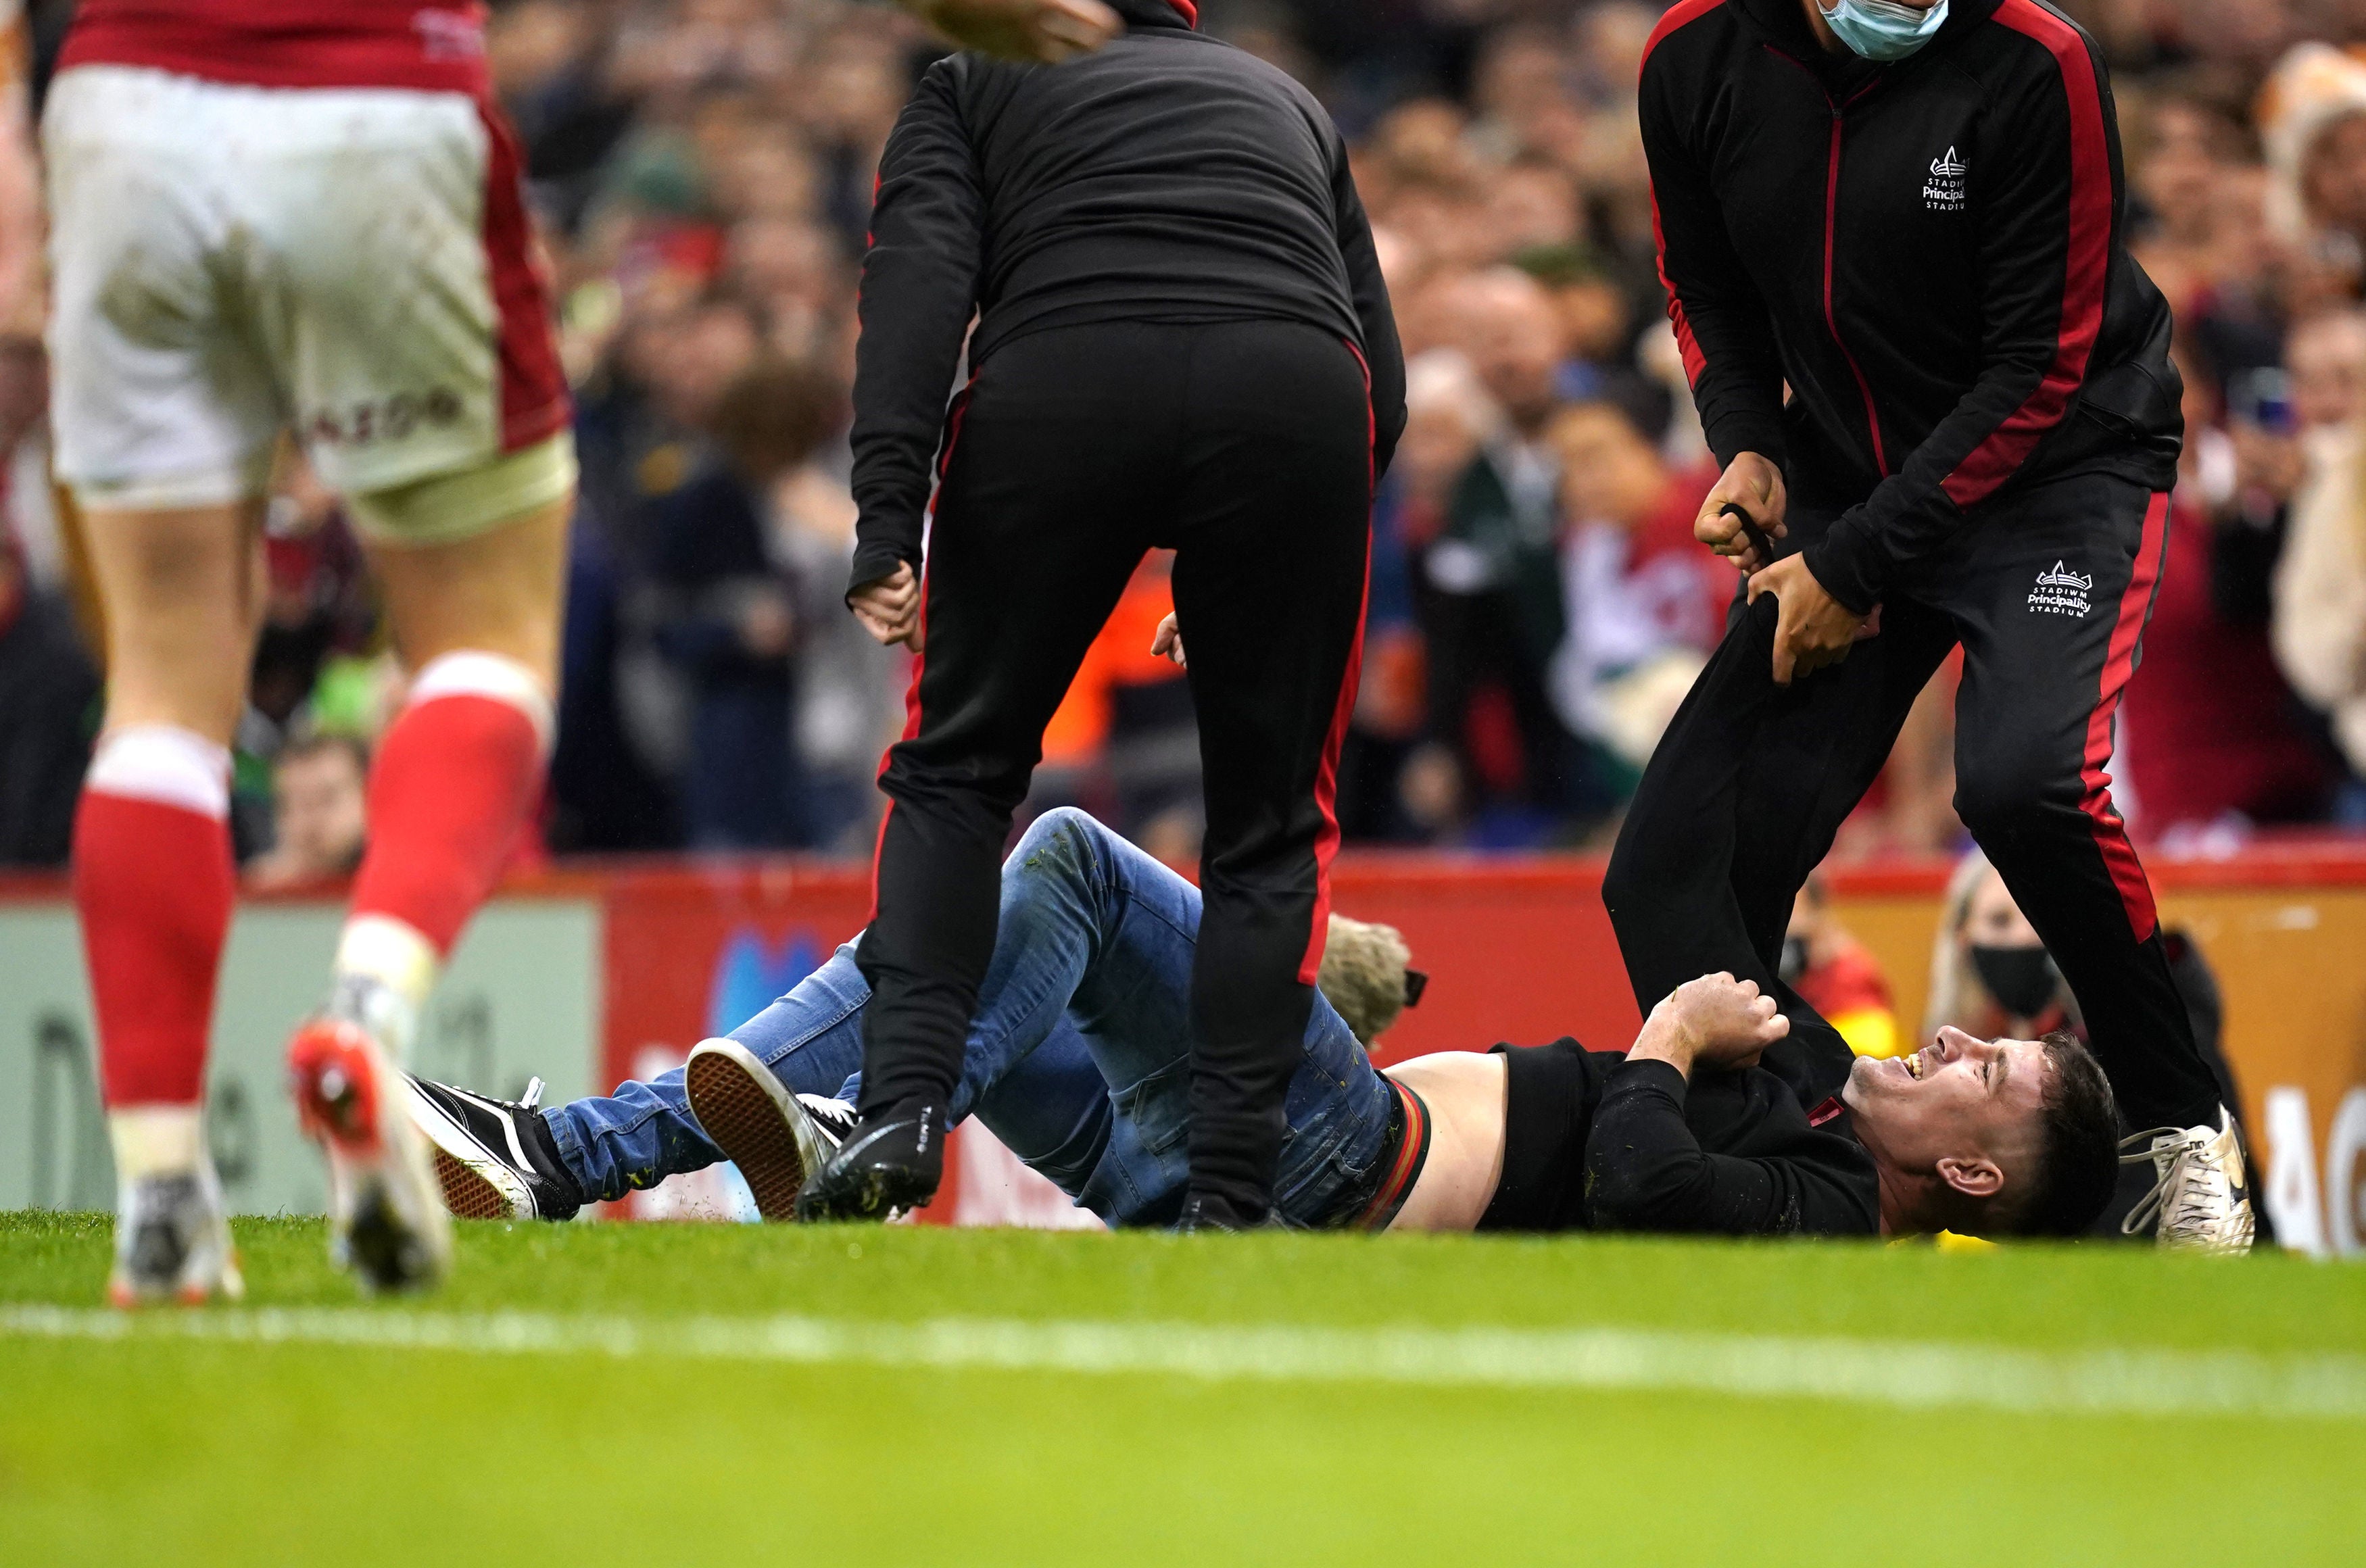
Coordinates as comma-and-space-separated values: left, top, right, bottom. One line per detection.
1924, 147, 1967, 212
2029, 560, 2093, 617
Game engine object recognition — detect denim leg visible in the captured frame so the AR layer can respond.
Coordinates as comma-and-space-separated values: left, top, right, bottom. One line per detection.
544, 950, 872, 1202
1000, 808, 1394, 1227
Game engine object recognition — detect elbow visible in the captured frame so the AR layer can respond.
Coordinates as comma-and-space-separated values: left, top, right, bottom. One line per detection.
1583, 1154, 1692, 1232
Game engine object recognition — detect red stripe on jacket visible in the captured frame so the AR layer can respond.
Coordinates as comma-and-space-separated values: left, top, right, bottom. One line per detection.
1939, 0, 2111, 509
1639, 0, 1727, 391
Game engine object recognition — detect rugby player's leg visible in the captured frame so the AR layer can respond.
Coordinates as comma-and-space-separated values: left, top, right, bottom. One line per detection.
72, 501, 262, 1304
46, 61, 279, 1303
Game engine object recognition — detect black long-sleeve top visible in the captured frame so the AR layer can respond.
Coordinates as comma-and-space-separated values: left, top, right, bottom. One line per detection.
1478, 1037, 1880, 1237
1639, 0, 2181, 615
846, 0, 1405, 594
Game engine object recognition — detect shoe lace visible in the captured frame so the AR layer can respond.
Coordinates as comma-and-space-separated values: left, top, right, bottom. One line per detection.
2118, 1126, 2190, 1240
520, 1076, 545, 1111
2119, 1125, 2251, 1247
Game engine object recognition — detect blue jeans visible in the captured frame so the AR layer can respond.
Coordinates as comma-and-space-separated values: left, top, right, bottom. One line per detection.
546, 808, 1395, 1227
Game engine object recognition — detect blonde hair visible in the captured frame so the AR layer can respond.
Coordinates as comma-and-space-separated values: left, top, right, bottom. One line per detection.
1922, 848, 2081, 1039
1317, 914, 1414, 1050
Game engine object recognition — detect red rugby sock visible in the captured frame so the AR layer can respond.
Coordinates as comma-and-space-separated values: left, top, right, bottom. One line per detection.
347, 653, 549, 959
74, 727, 236, 1108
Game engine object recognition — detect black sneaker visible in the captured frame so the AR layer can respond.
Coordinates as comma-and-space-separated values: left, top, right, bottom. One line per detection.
405, 1075, 583, 1222
1177, 1190, 1265, 1233
794, 1102, 944, 1223
683, 1039, 853, 1221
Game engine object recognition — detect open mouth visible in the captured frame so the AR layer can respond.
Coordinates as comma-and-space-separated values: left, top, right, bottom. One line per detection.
1903, 1050, 1926, 1081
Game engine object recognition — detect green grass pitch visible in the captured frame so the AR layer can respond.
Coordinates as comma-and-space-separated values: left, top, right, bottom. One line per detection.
4, 1212, 2364, 1566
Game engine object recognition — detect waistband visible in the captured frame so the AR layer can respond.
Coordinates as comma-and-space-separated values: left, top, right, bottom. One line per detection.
1351, 1076, 1432, 1231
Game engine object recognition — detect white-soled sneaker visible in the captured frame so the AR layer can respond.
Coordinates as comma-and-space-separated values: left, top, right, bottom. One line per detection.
683, 1038, 851, 1221
2121, 1106, 2255, 1254
287, 979, 453, 1292
107, 1161, 245, 1308
406, 1075, 583, 1222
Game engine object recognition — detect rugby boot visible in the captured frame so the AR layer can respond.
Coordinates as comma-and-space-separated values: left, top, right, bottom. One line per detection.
2121, 1107, 2255, 1254
107, 1162, 245, 1308
794, 1101, 942, 1222
406, 1075, 583, 1222
684, 1039, 852, 1221
287, 976, 453, 1292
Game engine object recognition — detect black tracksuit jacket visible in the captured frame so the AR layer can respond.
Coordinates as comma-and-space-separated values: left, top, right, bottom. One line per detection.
1639, 0, 2181, 615
847, 0, 1407, 596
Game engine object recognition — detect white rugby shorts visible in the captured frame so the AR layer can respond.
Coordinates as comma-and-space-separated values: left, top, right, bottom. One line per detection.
44, 65, 571, 517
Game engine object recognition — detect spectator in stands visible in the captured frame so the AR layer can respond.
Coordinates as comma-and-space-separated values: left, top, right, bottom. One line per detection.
247, 735, 370, 891
1545, 398, 1722, 803
648, 356, 844, 848
1781, 873, 1900, 1062
1925, 850, 2079, 1049
1414, 268, 1580, 838
2119, 340, 2328, 846
2276, 347, 2366, 818
0, 531, 98, 867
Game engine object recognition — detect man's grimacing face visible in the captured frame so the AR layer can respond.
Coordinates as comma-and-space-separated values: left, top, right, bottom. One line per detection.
1843, 1027, 2050, 1200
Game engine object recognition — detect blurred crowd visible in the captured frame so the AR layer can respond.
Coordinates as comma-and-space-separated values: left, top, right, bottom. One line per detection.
16, 0, 2366, 870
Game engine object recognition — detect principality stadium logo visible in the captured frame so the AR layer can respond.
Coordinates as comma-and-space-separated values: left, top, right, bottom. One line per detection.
1924, 146, 1966, 212
2028, 560, 2092, 617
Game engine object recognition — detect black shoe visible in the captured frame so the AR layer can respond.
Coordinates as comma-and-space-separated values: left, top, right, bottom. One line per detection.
1177, 1191, 1279, 1232
793, 1103, 944, 1223
405, 1075, 583, 1221
685, 1039, 854, 1221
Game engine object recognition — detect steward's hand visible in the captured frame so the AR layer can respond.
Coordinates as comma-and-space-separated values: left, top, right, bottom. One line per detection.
910, 0, 1121, 62
849, 562, 923, 652
1695, 451, 1788, 573
1747, 554, 1877, 687
1150, 612, 1186, 669
1633, 974, 1791, 1078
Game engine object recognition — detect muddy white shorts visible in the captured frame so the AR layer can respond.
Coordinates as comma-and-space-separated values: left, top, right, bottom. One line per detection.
43, 65, 573, 538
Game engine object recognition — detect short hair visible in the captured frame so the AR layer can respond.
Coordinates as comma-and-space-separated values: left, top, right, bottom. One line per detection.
2009, 1031, 2121, 1237
1316, 915, 1413, 1050
276, 731, 368, 778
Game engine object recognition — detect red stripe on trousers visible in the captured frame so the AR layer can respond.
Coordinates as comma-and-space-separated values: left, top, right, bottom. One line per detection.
476, 97, 571, 452
2078, 489, 2168, 942
1300, 341, 1377, 984
1939, 0, 2110, 508
865, 376, 975, 924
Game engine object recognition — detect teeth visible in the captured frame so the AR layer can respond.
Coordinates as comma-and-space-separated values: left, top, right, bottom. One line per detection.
1905, 1054, 1924, 1080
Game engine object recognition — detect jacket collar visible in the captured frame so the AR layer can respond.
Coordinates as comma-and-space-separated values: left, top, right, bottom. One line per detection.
1107, 0, 1199, 30
1728, 0, 2005, 62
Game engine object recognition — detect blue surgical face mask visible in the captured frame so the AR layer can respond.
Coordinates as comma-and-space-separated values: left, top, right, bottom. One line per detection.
1818, 0, 1949, 62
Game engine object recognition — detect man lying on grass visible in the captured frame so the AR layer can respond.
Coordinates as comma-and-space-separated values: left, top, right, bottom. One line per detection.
409, 809, 2121, 1239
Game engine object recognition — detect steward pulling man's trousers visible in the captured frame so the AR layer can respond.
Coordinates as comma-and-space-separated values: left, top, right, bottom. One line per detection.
1604, 468, 2222, 1133
859, 318, 1374, 1223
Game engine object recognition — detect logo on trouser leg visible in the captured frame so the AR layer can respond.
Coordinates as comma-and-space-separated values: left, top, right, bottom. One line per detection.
2028, 561, 2093, 617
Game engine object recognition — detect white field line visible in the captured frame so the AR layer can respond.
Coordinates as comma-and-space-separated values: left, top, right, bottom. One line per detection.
5, 1304, 2365, 1422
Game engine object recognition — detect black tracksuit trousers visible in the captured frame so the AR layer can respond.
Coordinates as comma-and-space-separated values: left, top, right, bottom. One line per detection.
1604, 468, 2221, 1133
858, 319, 1374, 1219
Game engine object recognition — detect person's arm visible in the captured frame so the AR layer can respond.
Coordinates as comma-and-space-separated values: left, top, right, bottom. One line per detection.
1582, 975, 1870, 1236
1637, 55, 1787, 481
1330, 134, 1405, 479
1802, 41, 2120, 616
847, 61, 986, 602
